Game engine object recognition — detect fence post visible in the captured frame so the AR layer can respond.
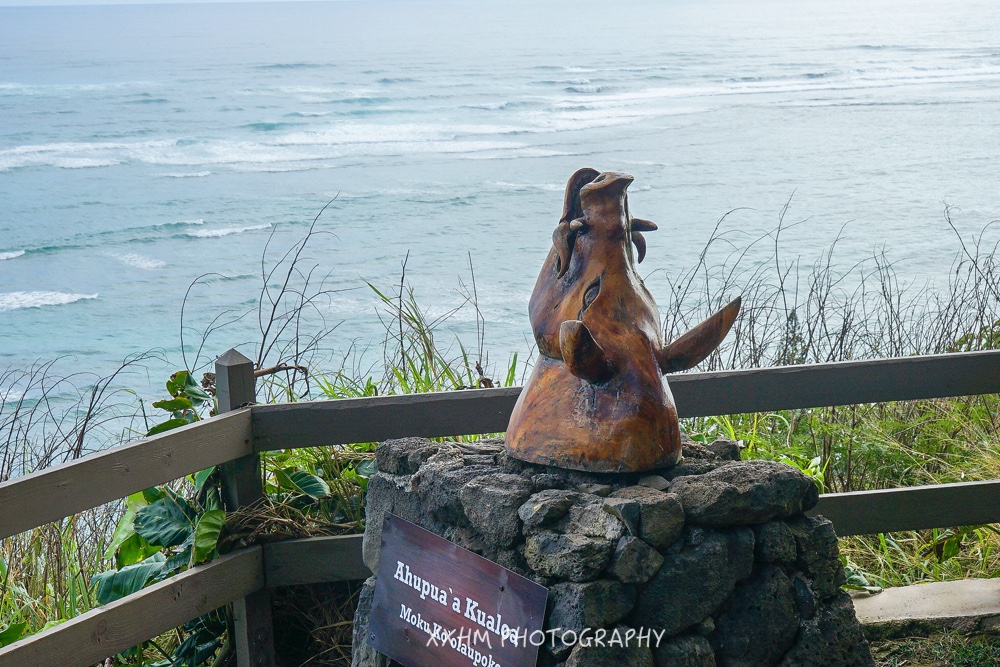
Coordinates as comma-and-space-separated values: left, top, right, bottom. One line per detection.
216, 349, 276, 667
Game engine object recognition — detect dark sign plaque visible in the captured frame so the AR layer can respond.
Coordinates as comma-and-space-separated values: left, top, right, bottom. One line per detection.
369, 514, 548, 667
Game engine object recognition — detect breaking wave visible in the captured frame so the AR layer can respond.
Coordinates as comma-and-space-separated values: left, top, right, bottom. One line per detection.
186, 223, 272, 238
0, 292, 98, 312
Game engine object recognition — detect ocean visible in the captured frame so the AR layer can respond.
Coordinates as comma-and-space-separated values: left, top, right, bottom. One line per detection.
2, 0, 999, 397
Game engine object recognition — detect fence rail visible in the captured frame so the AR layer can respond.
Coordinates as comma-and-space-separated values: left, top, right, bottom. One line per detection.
2, 348, 1000, 667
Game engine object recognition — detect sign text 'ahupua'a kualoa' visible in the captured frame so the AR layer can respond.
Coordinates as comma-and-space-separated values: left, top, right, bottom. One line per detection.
505, 168, 741, 473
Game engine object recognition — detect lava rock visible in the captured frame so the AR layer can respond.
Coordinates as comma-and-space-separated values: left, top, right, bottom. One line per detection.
565, 629, 654, 667
519, 489, 580, 529
547, 579, 636, 632
454, 439, 505, 456
726, 527, 756, 581
524, 532, 612, 581
792, 572, 817, 620
610, 486, 685, 549
662, 459, 728, 481
375, 437, 455, 475
670, 460, 819, 527
786, 515, 847, 599
707, 439, 742, 461
351, 576, 396, 667
654, 635, 717, 667
633, 530, 753, 636
410, 450, 493, 523
362, 471, 440, 571
559, 495, 628, 542
460, 473, 534, 546
637, 474, 671, 491
609, 535, 663, 584
576, 483, 614, 497
777, 592, 875, 667
602, 497, 642, 536
712, 565, 799, 667
755, 521, 797, 563
533, 473, 570, 490
463, 454, 499, 467
680, 441, 718, 459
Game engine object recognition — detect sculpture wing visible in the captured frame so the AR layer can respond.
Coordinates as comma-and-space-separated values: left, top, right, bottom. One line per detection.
658, 297, 741, 373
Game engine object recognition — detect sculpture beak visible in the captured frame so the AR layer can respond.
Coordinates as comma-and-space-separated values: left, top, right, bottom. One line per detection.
580, 171, 634, 199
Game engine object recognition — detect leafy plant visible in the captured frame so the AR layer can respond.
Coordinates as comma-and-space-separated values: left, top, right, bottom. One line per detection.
144, 371, 213, 436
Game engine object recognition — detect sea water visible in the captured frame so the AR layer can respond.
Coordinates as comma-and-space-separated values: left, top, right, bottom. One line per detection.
1, 0, 999, 395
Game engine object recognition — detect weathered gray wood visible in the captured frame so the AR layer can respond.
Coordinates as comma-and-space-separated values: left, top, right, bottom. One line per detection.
252, 387, 521, 451
812, 479, 1000, 536
670, 349, 1000, 417
0, 548, 263, 667
0, 410, 252, 541
215, 349, 275, 667
251, 351, 1000, 450
264, 535, 369, 587
218, 349, 263, 510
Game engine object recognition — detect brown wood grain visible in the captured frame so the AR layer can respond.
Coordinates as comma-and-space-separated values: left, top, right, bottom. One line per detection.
369, 515, 547, 667
0, 548, 263, 667
0, 409, 252, 540
264, 535, 369, 587
812, 479, 1000, 536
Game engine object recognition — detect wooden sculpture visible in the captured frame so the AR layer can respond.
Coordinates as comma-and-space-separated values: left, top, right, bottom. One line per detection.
505, 168, 741, 473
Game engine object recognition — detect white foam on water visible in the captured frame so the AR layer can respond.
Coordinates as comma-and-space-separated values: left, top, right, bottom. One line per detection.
0, 251, 25, 261
162, 171, 211, 178
0, 139, 172, 172
111, 253, 167, 270
186, 223, 272, 238
463, 102, 510, 110
0, 292, 98, 312
0, 388, 25, 404
52, 157, 120, 169
488, 181, 565, 193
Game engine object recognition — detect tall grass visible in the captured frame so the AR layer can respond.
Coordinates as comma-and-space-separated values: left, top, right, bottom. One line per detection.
663, 204, 1000, 586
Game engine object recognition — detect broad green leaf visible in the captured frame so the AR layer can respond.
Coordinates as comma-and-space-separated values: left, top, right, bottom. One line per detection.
941, 537, 962, 561
0, 622, 27, 648
115, 532, 160, 568
142, 487, 165, 504
0, 555, 7, 579
203, 485, 222, 512
192, 510, 226, 564
183, 377, 212, 406
276, 468, 330, 498
38, 619, 65, 632
151, 397, 194, 413
273, 467, 295, 492
356, 459, 377, 478
146, 417, 191, 437
166, 371, 190, 398
103, 507, 136, 561
92, 555, 166, 605
168, 370, 211, 406
134, 491, 197, 547
126, 490, 148, 512
193, 466, 216, 496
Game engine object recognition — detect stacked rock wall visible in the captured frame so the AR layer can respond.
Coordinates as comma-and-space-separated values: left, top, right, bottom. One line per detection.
353, 437, 874, 667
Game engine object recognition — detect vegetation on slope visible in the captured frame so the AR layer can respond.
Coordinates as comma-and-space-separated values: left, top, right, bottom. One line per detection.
2, 204, 1000, 663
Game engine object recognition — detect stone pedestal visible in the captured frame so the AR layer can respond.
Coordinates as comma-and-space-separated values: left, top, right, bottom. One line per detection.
352, 437, 874, 667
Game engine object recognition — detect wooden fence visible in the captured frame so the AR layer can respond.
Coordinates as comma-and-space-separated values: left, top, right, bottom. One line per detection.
2, 348, 1000, 666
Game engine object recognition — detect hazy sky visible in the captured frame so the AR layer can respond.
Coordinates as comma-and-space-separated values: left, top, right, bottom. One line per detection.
0, 0, 340, 7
